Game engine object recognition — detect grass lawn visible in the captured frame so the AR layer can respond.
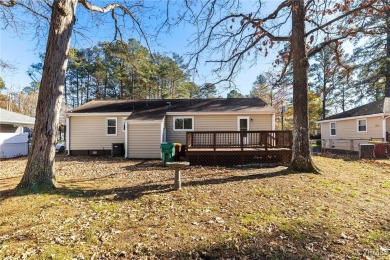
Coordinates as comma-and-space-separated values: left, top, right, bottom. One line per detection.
0, 155, 389, 259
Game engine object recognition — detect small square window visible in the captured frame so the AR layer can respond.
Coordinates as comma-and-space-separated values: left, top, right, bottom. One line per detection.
358, 119, 367, 132
106, 118, 117, 136
330, 122, 336, 136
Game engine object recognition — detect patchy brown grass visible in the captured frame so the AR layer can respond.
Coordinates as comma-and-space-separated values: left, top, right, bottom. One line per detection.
0, 155, 389, 259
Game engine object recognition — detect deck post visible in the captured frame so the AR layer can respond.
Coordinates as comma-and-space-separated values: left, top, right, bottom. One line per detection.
240, 132, 244, 151
213, 132, 217, 151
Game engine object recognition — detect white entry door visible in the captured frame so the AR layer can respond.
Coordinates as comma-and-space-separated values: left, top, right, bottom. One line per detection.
237, 117, 249, 144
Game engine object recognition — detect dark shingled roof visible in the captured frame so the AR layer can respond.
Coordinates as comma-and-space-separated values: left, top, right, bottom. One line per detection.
68, 98, 274, 120
319, 98, 385, 121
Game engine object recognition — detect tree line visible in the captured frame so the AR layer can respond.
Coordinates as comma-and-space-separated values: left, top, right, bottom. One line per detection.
1, 0, 388, 189
24, 39, 219, 109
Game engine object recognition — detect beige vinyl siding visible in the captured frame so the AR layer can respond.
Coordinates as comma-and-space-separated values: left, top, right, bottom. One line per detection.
70, 116, 126, 150
127, 121, 163, 159
321, 117, 383, 151
166, 114, 273, 144
386, 118, 390, 134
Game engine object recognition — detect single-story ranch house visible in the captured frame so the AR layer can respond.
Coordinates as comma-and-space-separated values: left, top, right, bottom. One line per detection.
66, 98, 276, 159
0, 108, 35, 158
318, 97, 390, 153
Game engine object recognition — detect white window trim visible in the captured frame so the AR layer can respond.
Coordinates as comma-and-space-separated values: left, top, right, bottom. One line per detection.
357, 118, 367, 133
330, 122, 336, 136
173, 116, 194, 131
106, 117, 117, 136
237, 116, 250, 131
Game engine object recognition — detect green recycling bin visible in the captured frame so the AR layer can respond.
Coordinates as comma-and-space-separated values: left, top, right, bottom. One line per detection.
160, 142, 175, 166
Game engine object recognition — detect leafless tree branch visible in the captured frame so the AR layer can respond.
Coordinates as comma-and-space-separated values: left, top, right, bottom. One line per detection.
78, 0, 119, 13
78, 0, 152, 57
305, 0, 377, 37
0, 0, 16, 7
0, 0, 50, 21
276, 49, 292, 84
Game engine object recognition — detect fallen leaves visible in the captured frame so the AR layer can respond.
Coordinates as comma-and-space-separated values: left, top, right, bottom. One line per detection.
0, 155, 389, 258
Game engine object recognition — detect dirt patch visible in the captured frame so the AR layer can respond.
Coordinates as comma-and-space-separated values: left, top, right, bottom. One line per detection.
0, 155, 389, 259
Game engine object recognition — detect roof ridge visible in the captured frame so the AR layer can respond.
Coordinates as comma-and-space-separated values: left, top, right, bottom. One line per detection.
320, 98, 385, 121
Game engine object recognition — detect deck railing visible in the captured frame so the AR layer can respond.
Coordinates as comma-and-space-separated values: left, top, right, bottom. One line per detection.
186, 131, 292, 151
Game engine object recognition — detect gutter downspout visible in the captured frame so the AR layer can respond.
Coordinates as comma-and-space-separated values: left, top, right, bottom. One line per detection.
383, 115, 390, 141
272, 114, 276, 130
66, 116, 70, 155
124, 120, 128, 159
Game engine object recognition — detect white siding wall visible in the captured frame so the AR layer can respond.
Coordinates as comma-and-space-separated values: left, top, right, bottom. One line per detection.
69, 116, 126, 150
321, 116, 383, 151
166, 114, 273, 144
127, 121, 163, 159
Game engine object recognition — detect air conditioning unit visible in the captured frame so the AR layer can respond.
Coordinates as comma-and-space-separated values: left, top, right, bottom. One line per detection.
359, 144, 375, 159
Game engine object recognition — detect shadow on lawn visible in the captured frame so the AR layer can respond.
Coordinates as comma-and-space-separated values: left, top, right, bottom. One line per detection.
0, 169, 296, 201
154, 232, 333, 260
59, 169, 295, 201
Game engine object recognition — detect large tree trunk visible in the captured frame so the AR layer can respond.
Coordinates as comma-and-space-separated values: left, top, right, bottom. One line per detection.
17, 0, 78, 190
289, 0, 318, 173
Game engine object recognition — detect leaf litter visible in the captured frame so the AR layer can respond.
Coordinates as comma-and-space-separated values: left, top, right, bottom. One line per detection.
0, 154, 389, 259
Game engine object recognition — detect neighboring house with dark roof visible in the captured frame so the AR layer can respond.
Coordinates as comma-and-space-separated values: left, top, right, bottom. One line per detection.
318, 98, 390, 152
66, 98, 276, 158
0, 108, 35, 158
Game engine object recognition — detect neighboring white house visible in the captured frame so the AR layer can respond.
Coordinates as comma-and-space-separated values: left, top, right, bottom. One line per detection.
66, 98, 276, 159
318, 98, 390, 153
0, 108, 35, 158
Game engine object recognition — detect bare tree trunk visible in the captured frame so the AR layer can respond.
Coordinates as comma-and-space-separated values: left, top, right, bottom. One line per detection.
289, 0, 318, 173
17, 0, 78, 190
385, 0, 390, 97
76, 71, 79, 106
86, 74, 90, 102
322, 81, 327, 119
104, 68, 108, 99
322, 60, 327, 119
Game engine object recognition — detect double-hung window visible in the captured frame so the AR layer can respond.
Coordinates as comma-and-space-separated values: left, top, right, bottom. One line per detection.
357, 119, 367, 132
173, 117, 194, 131
330, 122, 336, 136
106, 118, 117, 136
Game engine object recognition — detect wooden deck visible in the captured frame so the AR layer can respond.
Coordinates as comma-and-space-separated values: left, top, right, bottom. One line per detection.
185, 131, 292, 166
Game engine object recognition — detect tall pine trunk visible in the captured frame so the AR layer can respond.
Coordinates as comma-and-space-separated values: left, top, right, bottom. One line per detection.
385, 0, 390, 97
17, 0, 78, 190
289, 0, 318, 173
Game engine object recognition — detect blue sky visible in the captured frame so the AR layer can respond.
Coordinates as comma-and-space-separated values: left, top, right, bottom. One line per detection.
0, 1, 283, 97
